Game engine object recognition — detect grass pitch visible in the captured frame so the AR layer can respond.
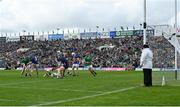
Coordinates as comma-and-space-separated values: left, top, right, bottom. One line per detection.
0, 70, 180, 106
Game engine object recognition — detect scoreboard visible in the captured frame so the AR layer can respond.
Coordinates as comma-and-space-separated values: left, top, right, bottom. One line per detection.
20, 35, 34, 42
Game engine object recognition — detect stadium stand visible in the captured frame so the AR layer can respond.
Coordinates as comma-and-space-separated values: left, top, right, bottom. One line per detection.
0, 36, 177, 70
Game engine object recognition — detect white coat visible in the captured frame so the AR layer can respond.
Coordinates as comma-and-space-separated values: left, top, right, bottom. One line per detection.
140, 48, 153, 69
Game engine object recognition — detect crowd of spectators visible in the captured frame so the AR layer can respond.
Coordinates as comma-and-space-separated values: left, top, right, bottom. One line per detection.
148, 36, 175, 68
0, 35, 178, 70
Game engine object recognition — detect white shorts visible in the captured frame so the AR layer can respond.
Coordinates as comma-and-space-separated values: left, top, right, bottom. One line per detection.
86, 65, 93, 69
26, 64, 31, 70
72, 64, 79, 68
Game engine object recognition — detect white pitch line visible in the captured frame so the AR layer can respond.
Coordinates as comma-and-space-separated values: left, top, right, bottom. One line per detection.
33, 86, 139, 106
60, 89, 103, 93
0, 86, 104, 94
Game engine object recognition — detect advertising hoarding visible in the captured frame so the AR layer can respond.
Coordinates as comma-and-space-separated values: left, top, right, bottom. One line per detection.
80, 32, 98, 39
99, 32, 110, 38
48, 34, 64, 40
0, 37, 6, 43
6, 37, 20, 42
20, 35, 34, 42
110, 29, 155, 38
35, 35, 48, 41
110, 31, 116, 38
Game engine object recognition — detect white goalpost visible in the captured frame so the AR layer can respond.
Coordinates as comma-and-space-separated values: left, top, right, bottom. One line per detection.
143, 0, 180, 86
146, 25, 180, 86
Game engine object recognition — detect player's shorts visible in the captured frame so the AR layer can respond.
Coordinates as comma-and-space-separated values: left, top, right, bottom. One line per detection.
85, 65, 93, 70
63, 65, 69, 70
72, 64, 79, 68
32, 60, 38, 64
21, 62, 28, 66
26, 64, 31, 70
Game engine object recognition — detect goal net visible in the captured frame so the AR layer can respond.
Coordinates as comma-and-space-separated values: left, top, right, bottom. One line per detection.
147, 25, 180, 86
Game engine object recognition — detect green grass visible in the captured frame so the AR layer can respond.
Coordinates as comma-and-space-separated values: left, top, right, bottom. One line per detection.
0, 70, 180, 106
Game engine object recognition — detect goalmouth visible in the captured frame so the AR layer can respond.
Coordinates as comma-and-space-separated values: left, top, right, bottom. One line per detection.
147, 24, 180, 86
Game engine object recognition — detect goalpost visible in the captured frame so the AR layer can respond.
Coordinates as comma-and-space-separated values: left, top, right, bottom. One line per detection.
143, 0, 179, 86
146, 25, 180, 86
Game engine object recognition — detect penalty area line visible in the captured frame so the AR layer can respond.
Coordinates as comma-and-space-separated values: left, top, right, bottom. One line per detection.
33, 86, 140, 106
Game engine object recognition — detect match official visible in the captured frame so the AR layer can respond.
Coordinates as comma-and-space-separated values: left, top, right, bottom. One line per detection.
140, 44, 153, 87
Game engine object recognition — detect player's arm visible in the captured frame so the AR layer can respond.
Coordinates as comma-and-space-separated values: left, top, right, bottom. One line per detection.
82, 58, 86, 65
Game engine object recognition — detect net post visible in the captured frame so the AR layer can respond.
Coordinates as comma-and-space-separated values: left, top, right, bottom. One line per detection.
175, 0, 178, 80
175, 70, 178, 80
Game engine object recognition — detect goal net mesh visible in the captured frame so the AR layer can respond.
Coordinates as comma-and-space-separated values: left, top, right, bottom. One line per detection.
147, 25, 180, 86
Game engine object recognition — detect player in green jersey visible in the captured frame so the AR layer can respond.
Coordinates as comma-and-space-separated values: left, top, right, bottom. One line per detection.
20, 55, 31, 77
83, 52, 97, 77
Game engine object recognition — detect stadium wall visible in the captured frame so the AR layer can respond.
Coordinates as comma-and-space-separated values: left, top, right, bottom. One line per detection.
0, 68, 171, 71
15, 67, 126, 71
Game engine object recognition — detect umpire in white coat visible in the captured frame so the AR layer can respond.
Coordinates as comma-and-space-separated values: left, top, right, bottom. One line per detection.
140, 44, 153, 87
